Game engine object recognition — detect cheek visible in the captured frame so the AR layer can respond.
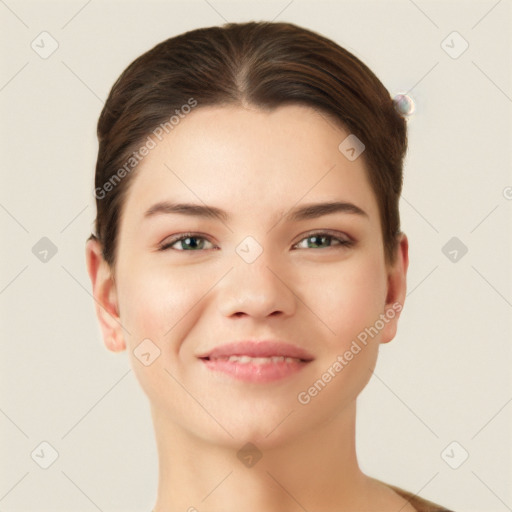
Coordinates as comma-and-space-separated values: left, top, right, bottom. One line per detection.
297, 253, 387, 349
116, 260, 206, 351
115, 263, 207, 410
293, 256, 387, 413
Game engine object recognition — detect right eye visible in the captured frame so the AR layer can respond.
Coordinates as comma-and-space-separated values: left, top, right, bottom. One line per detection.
158, 233, 216, 251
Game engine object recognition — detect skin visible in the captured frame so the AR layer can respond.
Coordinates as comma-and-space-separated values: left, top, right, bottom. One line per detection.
86, 104, 410, 511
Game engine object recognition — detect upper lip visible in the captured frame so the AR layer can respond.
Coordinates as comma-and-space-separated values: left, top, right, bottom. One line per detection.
198, 341, 314, 361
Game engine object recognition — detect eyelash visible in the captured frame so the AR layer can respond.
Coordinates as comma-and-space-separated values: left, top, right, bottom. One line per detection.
158, 230, 354, 252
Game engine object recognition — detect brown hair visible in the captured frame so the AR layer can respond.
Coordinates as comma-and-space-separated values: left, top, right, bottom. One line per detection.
90, 21, 407, 269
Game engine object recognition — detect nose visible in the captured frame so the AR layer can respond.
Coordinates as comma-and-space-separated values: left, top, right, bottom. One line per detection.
217, 251, 296, 320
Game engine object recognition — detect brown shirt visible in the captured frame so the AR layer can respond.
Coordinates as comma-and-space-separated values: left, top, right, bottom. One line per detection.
389, 483, 454, 511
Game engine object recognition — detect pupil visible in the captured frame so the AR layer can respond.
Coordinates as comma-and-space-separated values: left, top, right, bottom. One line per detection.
186, 237, 200, 249
311, 235, 327, 248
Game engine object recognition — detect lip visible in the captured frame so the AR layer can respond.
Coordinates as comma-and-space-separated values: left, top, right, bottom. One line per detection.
198, 341, 314, 383
198, 340, 314, 360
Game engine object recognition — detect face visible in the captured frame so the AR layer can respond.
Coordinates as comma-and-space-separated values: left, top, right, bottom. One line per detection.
88, 104, 408, 448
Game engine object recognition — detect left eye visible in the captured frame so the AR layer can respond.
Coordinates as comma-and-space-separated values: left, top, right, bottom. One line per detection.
293, 232, 353, 250
158, 231, 353, 251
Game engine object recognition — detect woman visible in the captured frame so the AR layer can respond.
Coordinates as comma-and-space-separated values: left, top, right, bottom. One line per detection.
86, 21, 453, 512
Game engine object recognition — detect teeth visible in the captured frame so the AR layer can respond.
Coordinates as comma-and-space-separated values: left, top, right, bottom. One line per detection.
219, 355, 300, 364
227, 355, 252, 363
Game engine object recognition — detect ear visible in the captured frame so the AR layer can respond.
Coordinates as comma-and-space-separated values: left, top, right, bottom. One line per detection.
85, 237, 126, 352
380, 232, 409, 344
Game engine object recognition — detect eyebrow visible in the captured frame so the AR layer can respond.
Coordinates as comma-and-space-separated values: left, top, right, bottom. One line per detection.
143, 200, 368, 223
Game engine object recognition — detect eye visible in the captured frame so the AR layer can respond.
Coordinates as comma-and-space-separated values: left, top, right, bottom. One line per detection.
293, 231, 353, 250
158, 230, 353, 252
158, 233, 215, 251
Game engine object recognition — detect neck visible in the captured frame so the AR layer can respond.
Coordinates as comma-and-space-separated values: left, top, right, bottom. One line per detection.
151, 401, 372, 512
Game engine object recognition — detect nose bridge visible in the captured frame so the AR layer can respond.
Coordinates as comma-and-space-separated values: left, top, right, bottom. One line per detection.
217, 236, 295, 318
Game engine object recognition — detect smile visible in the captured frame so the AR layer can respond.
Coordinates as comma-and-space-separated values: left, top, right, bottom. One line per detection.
199, 354, 311, 383
207, 355, 303, 364
197, 340, 314, 383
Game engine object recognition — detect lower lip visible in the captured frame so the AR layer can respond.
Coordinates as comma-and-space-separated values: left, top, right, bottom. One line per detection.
200, 357, 310, 383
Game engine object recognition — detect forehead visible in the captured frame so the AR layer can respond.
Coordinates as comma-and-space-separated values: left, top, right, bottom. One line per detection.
122, 104, 379, 225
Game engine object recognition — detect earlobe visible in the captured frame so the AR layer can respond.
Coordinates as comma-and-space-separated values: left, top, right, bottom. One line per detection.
85, 238, 126, 352
380, 233, 409, 344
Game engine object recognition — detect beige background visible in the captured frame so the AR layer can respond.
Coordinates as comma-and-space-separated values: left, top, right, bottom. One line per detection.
1, 0, 511, 510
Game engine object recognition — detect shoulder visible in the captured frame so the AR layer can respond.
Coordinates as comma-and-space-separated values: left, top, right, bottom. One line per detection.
385, 482, 455, 512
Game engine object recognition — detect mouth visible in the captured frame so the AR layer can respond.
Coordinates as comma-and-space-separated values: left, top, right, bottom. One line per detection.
198, 341, 314, 383
202, 355, 307, 364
